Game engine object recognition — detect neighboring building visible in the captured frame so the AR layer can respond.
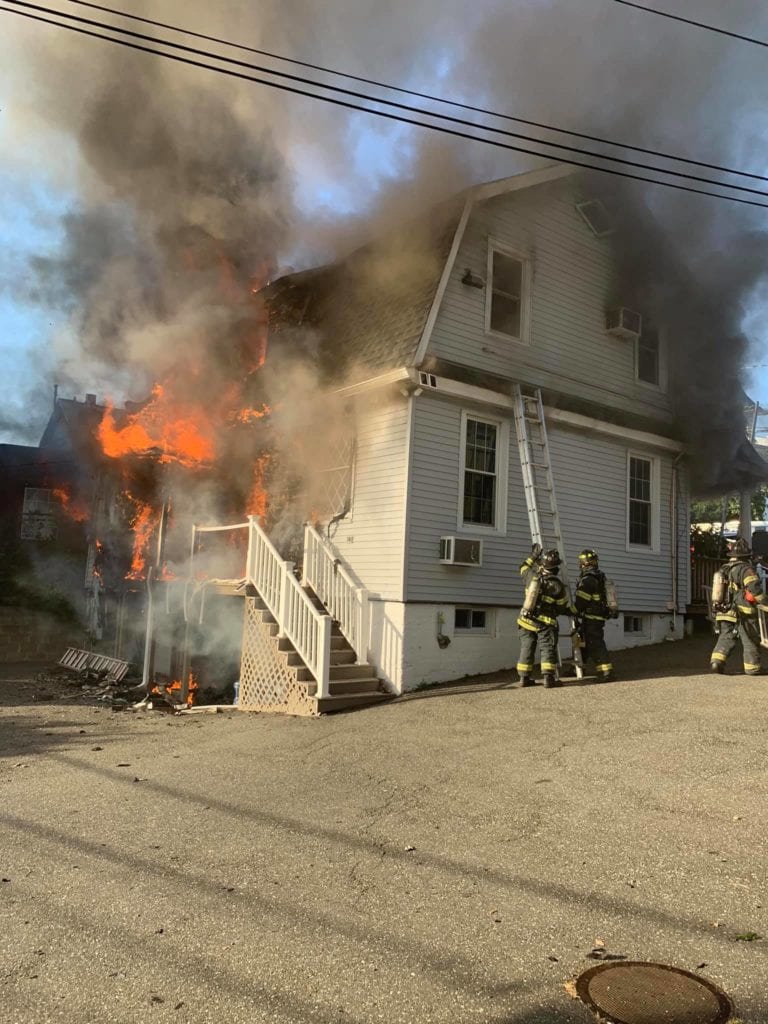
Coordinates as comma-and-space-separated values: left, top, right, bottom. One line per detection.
262, 164, 713, 693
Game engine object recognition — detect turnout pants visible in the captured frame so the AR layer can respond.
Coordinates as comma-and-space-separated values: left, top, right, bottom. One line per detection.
711, 617, 762, 674
582, 619, 613, 676
517, 624, 559, 677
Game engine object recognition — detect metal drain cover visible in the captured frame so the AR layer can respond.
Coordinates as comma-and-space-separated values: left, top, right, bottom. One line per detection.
575, 961, 733, 1024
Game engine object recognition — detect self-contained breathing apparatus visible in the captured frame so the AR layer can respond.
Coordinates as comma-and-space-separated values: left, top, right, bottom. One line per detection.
521, 547, 565, 622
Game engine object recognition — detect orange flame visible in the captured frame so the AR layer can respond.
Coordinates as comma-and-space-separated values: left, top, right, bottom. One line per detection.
234, 404, 271, 424
151, 673, 198, 707
98, 385, 215, 468
53, 487, 89, 523
124, 495, 155, 580
246, 454, 270, 524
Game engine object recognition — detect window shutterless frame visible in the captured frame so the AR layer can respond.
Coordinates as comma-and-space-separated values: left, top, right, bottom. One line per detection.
634, 325, 667, 392
457, 410, 509, 535
484, 239, 532, 345
626, 451, 661, 553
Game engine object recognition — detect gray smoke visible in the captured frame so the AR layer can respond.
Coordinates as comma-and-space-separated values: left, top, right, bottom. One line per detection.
3, 0, 768, 489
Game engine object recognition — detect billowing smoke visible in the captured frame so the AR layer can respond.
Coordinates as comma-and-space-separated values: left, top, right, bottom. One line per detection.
3, 0, 768, 496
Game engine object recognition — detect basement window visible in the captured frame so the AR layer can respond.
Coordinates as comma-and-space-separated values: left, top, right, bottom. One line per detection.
455, 607, 493, 634
624, 614, 649, 637
20, 487, 57, 540
485, 242, 530, 343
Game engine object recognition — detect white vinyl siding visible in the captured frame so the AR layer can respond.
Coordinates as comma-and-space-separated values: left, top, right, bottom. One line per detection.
328, 395, 409, 600
428, 177, 674, 425
404, 395, 688, 613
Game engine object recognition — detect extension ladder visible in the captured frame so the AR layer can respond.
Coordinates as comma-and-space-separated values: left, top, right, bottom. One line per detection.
512, 384, 583, 679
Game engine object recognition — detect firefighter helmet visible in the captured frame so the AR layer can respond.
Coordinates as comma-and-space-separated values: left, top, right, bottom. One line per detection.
579, 548, 599, 567
730, 537, 751, 559
542, 548, 561, 570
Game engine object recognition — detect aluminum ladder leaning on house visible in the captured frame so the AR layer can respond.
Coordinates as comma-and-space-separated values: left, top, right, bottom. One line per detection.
512, 384, 583, 680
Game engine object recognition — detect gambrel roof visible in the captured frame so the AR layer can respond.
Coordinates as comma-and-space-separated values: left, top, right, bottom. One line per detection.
265, 165, 573, 382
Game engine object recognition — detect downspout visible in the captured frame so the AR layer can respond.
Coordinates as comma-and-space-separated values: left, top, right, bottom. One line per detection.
668, 453, 685, 640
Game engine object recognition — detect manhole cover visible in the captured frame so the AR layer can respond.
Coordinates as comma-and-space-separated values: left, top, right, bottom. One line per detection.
575, 961, 733, 1024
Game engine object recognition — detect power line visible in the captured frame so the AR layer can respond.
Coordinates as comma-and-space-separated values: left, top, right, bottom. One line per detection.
60, 0, 768, 187
610, 0, 768, 49
3, 1, 768, 210
11, 0, 768, 202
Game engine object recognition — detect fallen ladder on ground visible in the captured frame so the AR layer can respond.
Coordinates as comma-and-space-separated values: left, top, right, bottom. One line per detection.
59, 648, 131, 682
512, 383, 583, 679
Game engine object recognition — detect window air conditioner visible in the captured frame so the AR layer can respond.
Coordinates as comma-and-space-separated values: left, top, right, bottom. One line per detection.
606, 307, 642, 340
439, 536, 482, 566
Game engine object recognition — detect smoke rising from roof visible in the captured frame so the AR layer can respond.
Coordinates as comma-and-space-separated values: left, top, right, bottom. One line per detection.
3, 0, 768, 491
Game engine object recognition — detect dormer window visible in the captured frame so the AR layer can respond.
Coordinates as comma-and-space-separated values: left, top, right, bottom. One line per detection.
485, 241, 531, 344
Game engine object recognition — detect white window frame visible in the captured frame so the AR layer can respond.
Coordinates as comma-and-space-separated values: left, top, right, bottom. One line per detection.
626, 451, 660, 553
634, 325, 667, 392
457, 410, 509, 535
454, 606, 496, 637
484, 239, 532, 345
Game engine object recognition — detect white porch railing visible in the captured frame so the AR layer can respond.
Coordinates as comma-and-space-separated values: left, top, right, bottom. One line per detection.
246, 516, 332, 697
302, 523, 370, 665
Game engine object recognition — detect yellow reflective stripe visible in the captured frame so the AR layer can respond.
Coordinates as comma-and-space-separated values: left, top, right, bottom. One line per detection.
576, 589, 592, 600
538, 615, 557, 626
740, 607, 756, 616
541, 595, 557, 604
716, 613, 737, 622
516, 663, 533, 672
584, 614, 607, 621
711, 652, 727, 662
744, 574, 759, 585
597, 663, 613, 671
518, 619, 538, 632
745, 663, 760, 670
541, 662, 557, 671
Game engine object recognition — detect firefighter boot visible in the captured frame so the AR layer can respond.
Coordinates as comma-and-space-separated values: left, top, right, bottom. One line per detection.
543, 673, 562, 689
710, 662, 724, 674
518, 675, 536, 687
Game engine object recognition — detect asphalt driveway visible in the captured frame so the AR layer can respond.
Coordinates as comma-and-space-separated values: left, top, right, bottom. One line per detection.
1, 635, 766, 1023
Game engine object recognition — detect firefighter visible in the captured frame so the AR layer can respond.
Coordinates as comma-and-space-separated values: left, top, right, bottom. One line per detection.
517, 544, 576, 689
710, 537, 767, 675
574, 548, 616, 682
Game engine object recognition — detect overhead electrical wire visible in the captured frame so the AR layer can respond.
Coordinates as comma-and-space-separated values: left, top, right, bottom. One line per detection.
59, 0, 768, 187
610, 0, 768, 49
2, 0, 768, 210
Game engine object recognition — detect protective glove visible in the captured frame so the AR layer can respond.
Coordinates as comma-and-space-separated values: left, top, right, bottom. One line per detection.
531, 543, 542, 560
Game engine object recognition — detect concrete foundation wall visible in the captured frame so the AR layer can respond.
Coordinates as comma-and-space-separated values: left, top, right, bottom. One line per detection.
370, 601, 685, 692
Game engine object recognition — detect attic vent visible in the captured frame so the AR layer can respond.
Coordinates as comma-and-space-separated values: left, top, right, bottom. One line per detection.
576, 199, 614, 238
606, 307, 642, 340
419, 372, 438, 389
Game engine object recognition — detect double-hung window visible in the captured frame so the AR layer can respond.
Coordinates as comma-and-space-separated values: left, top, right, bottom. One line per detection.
627, 453, 659, 551
459, 412, 508, 532
20, 487, 57, 540
636, 324, 661, 387
485, 243, 530, 343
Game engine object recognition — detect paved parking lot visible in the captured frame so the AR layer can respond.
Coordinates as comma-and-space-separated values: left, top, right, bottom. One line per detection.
1, 635, 766, 1023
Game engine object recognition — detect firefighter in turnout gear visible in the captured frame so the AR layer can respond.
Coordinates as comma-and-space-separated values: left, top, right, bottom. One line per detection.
710, 538, 767, 675
517, 545, 576, 689
574, 549, 616, 682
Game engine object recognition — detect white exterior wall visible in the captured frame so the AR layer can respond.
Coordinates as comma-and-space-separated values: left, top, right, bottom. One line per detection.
373, 601, 682, 693
330, 392, 410, 600
428, 177, 674, 426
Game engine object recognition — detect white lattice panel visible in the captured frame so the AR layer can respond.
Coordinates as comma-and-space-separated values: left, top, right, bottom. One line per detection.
239, 598, 317, 716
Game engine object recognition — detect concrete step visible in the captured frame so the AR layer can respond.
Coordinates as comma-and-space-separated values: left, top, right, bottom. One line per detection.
315, 692, 393, 714
306, 677, 382, 696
